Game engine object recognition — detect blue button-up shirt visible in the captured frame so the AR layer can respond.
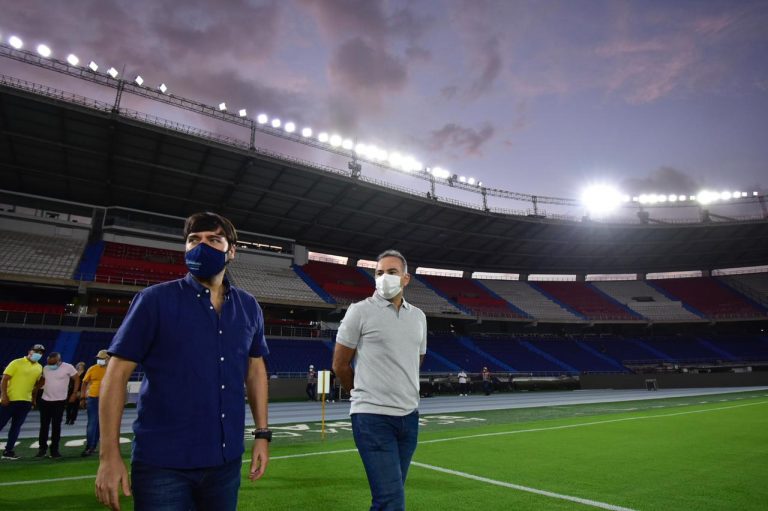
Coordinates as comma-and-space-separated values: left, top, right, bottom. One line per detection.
108, 273, 269, 469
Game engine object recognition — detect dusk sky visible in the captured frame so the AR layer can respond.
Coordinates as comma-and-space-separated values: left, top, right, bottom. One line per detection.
1, 0, 767, 210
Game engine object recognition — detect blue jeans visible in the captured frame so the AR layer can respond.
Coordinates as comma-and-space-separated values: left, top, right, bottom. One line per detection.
0, 401, 32, 452
352, 411, 419, 511
86, 397, 100, 449
131, 457, 242, 511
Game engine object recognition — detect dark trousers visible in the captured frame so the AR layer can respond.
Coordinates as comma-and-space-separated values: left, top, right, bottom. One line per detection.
131, 457, 242, 511
306, 383, 316, 401
65, 401, 80, 424
38, 399, 67, 453
0, 401, 33, 452
352, 411, 419, 511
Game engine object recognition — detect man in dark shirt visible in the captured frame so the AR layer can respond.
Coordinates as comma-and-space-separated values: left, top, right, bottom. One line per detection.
95, 212, 271, 511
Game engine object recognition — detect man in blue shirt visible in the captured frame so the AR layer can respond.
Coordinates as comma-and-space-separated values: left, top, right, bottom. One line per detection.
95, 212, 271, 511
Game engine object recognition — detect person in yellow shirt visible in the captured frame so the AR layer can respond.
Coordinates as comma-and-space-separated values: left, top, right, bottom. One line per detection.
81, 350, 109, 457
1, 344, 45, 460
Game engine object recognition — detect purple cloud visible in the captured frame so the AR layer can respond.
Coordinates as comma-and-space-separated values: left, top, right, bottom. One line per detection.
427, 122, 495, 156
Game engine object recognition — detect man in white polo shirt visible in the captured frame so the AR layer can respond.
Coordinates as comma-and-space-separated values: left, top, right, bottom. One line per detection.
36, 352, 79, 458
333, 249, 427, 511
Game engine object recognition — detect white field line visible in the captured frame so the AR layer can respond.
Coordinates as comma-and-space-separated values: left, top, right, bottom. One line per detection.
2, 399, 765, 488
411, 461, 637, 511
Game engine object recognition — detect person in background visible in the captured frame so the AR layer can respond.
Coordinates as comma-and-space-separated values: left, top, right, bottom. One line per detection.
481, 367, 493, 396
36, 352, 79, 458
0, 344, 45, 460
457, 369, 469, 396
81, 350, 109, 457
65, 361, 86, 425
306, 364, 317, 401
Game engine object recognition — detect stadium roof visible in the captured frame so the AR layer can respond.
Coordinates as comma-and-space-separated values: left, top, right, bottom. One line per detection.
1, 83, 768, 275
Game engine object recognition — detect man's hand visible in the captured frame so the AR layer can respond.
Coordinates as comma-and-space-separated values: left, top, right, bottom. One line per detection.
0, 395, 9, 407
68, 393, 77, 404
249, 439, 269, 481
95, 456, 132, 511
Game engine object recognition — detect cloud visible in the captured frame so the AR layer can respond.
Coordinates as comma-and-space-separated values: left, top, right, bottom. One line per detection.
427, 123, 495, 156
468, 36, 502, 97
620, 167, 702, 194
328, 37, 407, 94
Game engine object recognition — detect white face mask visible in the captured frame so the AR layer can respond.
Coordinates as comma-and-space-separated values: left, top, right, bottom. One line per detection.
96, 359, 106, 366
376, 273, 402, 300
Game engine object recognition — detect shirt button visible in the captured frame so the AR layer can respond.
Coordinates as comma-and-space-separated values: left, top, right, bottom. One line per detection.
205, 289, 210, 294
209, 305, 213, 310
220, 357, 225, 361
221, 385, 225, 389
221, 413, 226, 418
219, 330, 223, 334
197, 294, 200, 298
222, 443, 226, 448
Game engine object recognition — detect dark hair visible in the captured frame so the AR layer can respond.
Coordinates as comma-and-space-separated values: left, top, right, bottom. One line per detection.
376, 249, 408, 274
183, 212, 237, 249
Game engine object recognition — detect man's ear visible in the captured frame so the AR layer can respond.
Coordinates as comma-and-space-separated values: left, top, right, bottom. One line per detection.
402, 273, 411, 287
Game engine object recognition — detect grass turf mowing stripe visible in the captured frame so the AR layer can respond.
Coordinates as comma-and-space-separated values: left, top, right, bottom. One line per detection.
411, 461, 638, 511
3, 398, 764, 488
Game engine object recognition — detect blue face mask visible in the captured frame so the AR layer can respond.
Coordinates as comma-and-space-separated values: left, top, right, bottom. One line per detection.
30, 353, 43, 362
47, 363, 60, 370
185, 242, 228, 279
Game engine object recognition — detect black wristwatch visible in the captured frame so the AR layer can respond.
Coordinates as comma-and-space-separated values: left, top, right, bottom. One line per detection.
253, 429, 272, 442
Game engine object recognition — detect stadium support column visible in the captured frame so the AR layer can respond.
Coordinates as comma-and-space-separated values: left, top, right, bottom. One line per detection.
575, 274, 586, 282
702, 269, 712, 277
637, 273, 647, 281
347, 257, 358, 268
249, 122, 256, 150
112, 79, 125, 114
463, 270, 472, 279
482, 187, 489, 212
519, 273, 529, 282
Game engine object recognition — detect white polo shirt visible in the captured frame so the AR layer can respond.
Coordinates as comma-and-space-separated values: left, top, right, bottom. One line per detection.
336, 292, 427, 416
41, 362, 77, 401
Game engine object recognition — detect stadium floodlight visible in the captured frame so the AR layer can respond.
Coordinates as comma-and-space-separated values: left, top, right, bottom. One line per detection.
355, 143, 366, 154
388, 152, 403, 168
238, 109, 247, 117
581, 184, 623, 214
632, 197, 639, 202
697, 190, 716, 205
66, 54, 79, 66
754, 191, 759, 196
158, 83, 168, 94
88, 61, 99, 72
256, 114, 268, 124
678, 195, 687, 201
107, 67, 118, 78
36, 44, 51, 57
720, 191, 731, 200
377, 149, 388, 161
284, 122, 296, 133
432, 167, 451, 179
622, 195, 631, 203
218, 102, 227, 111
342, 138, 353, 150
271, 118, 281, 128
668, 194, 677, 202
658, 195, 667, 203
478, 181, 483, 187
301, 127, 312, 137
638, 194, 648, 204
468, 177, 476, 185
8, 36, 23, 49
741, 192, 748, 197
458, 176, 467, 183
329, 134, 342, 147
134, 75, 144, 86
318, 132, 329, 143
733, 191, 741, 199
689, 195, 696, 201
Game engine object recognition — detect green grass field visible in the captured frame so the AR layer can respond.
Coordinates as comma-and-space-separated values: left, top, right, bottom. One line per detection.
2, 390, 767, 510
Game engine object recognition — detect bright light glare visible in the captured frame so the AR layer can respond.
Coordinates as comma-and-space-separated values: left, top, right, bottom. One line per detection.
329, 134, 342, 147
107, 67, 118, 78
432, 167, 451, 179
342, 138, 353, 150
159, 83, 168, 94
581, 184, 623, 214
720, 191, 731, 200
285, 122, 296, 133
256, 114, 268, 124
238, 109, 247, 117
301, 127, 312, 137
88, 61, 99, 72
271, 118, 281, 128
318, 132, 329, 143
678, 195, 687, 201
9, 36, 23, 49
66, 54, 79, 66
134, 75, 144, 86
218, 102, 227, 111
697, 190, 716, 205
468, 177, 476, 185
36, 44, 51, 57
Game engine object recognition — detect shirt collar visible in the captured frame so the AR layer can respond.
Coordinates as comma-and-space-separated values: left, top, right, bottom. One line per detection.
183, 272, 231, 296
371, 292, 410, 310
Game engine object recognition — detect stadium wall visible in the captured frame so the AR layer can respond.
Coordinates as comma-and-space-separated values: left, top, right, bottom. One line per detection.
580, 372, 768, 390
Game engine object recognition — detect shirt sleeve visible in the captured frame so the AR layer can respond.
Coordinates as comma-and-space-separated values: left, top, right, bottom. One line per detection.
336, 303, 363, 350
82, 367, 93, 384
419, 312, 427, 355
3, 359, 18, 377
249, 300, 269, 357
66, 364, 77, 377
108, 290, 158, 363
